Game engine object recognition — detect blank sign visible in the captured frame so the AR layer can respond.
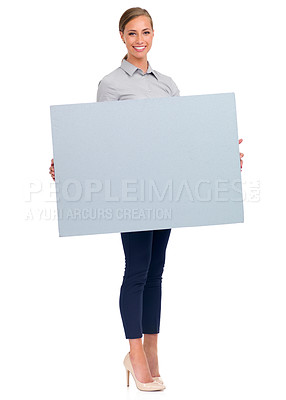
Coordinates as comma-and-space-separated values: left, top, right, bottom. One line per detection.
50, 93, 244, 237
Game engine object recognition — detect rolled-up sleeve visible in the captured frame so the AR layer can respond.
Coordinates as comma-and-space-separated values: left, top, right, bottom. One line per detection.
97, 78, 119, 102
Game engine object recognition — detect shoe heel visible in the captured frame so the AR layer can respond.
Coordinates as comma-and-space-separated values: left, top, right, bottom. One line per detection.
126, 368, 130, 387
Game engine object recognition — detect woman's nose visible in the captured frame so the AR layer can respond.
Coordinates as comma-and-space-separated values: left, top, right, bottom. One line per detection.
136, 35, 144, 44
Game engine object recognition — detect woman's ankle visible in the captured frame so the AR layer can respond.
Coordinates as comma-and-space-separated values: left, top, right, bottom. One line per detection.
143, 333, 158, 352
129, 338, 143, 352
143, 342, 158, 353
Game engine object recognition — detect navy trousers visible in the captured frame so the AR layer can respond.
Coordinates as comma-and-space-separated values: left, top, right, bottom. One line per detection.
119, 229, 171, 339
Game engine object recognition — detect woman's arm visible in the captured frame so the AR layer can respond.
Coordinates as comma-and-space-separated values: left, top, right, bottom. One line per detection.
170, 77, 180, 97
97, 78, 119, 102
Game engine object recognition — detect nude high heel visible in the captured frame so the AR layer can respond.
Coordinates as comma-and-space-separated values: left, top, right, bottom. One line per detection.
152, 376, 164, 385
123, 352, 166, 391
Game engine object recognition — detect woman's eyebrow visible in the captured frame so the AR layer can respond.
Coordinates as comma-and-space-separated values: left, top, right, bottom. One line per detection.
127, 28, 151, 32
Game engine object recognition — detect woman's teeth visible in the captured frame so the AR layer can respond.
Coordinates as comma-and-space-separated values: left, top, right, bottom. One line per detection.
133, 46, 146, 52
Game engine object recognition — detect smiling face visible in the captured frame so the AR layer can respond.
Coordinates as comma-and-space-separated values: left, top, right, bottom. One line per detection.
120, 15, 154, 63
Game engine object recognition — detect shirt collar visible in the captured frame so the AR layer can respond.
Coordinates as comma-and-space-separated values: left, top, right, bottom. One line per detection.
120, 59, 159, 80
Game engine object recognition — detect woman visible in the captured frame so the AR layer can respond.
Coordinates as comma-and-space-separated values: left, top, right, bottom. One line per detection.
49, 7, 244, 392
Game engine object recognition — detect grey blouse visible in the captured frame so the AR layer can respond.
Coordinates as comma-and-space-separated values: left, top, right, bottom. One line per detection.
97, 58, 180, 102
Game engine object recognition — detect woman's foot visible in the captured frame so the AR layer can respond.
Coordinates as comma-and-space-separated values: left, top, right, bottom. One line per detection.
143, 333, 160, 378
129, 339, 154, 383
143, 345, 160, 377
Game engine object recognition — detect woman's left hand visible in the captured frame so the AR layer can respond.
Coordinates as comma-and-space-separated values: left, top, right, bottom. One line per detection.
239, 138, 244, 171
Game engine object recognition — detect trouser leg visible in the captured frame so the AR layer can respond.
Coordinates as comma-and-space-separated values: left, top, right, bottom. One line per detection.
119, 230, 153, 339
142, 229, 171, 334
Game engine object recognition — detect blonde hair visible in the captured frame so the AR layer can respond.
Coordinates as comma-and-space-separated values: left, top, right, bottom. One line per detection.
119, 7, 153, 61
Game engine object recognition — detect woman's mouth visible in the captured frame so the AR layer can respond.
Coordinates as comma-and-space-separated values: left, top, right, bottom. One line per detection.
133, 46, 146, 52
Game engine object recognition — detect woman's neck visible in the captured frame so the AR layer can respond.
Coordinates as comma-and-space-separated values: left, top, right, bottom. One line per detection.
126, 55, 148, 74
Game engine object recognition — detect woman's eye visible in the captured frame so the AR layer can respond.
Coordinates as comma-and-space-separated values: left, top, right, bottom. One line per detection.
128, 31, 150, 36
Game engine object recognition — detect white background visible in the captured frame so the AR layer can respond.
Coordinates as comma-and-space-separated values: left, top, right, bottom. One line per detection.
1, 0, 285, 399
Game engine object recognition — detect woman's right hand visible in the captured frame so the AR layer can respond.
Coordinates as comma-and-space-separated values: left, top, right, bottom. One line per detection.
49, 158, 55, 181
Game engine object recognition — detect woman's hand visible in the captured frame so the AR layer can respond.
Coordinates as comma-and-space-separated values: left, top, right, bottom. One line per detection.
49, 158, 55, 181
239, 138, 244, 171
